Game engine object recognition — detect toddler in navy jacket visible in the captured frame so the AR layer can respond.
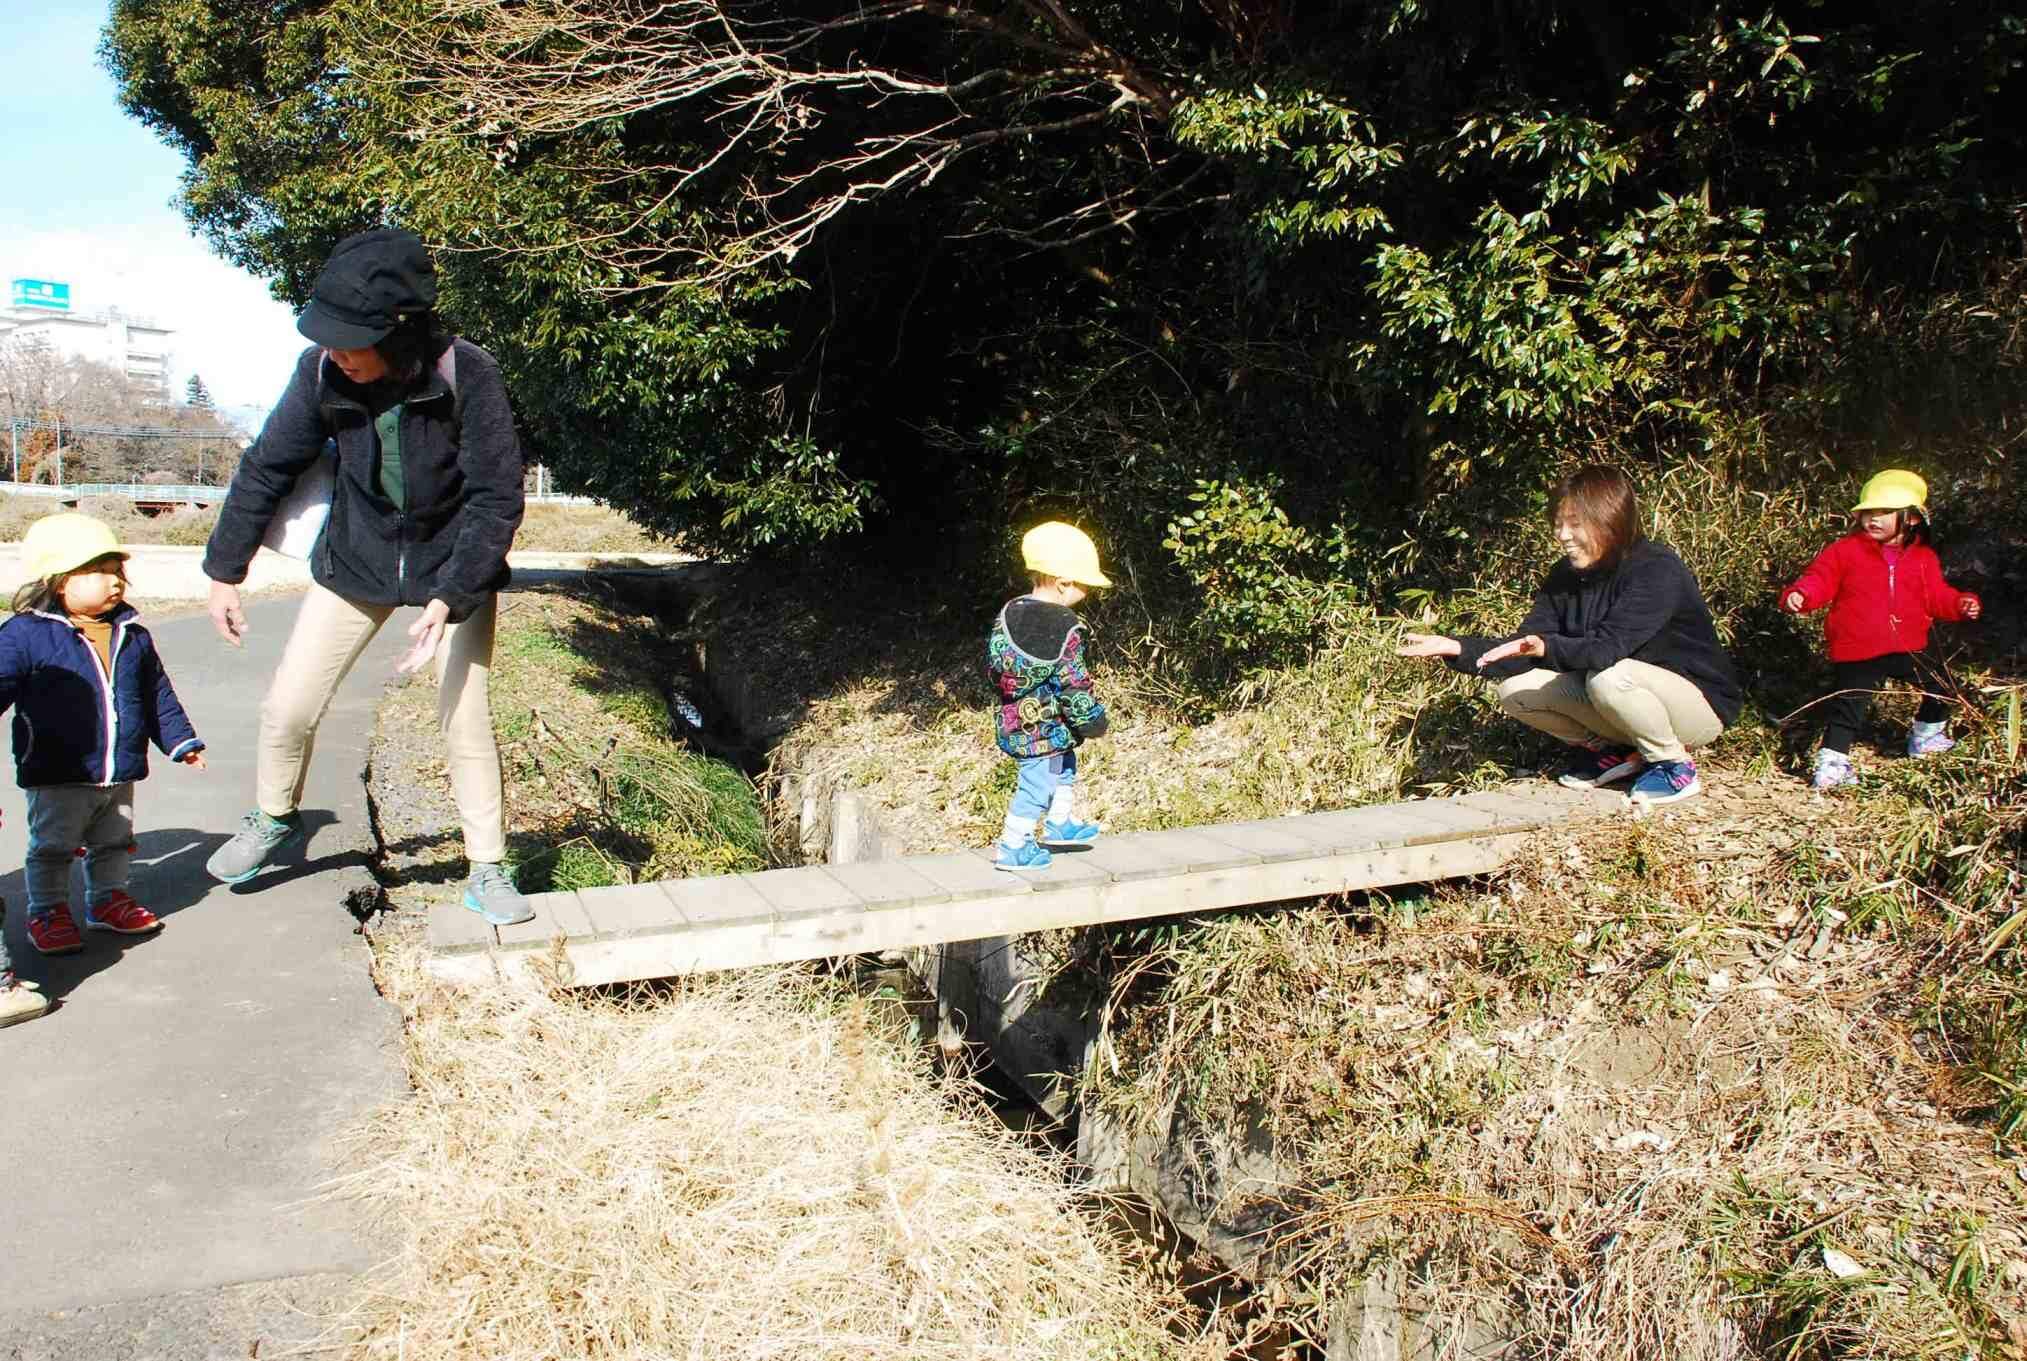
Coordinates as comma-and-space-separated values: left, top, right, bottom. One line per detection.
0, 515, 205, 1004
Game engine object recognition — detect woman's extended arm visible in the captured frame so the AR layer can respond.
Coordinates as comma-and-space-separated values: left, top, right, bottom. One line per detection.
1442, 578, 1563, 677
1396, 633, 1462, 659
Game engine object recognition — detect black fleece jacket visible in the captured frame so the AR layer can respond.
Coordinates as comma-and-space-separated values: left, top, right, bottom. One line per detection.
203, 340, 524, 623
1445, 539, 1743, 726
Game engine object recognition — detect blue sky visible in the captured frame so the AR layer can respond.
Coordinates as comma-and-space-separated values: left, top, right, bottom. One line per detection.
0, 2, 302, 419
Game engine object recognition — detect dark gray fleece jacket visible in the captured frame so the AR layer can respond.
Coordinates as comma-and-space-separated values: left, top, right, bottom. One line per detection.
203, 340, 524, 623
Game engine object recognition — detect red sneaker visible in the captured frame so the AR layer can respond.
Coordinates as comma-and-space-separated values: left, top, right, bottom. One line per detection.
27, 905, 84, 955
86, 891, 164, 936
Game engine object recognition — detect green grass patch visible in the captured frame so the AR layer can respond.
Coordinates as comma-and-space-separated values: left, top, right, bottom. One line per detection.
484, 600, 771, 890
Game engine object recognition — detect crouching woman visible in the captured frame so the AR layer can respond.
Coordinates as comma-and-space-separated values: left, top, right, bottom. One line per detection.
1397, 465, 1742, 805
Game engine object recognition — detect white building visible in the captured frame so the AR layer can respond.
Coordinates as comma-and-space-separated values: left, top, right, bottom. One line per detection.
0, 278, 176, 399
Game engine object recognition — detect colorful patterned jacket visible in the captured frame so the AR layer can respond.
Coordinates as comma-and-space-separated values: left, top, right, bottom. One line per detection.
986, 597, 1107, 759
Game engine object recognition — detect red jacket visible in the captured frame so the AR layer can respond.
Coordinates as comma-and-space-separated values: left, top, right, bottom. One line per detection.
1781, 531, 1979, 662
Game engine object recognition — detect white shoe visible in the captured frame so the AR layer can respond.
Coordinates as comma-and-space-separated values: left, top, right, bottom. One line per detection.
2, 980, 50, 1029
1811, 750, 1856, 791
1907, 721, 1955, 758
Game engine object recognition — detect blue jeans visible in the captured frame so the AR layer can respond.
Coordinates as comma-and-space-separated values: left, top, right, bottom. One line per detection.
1008, 747, 1077, 824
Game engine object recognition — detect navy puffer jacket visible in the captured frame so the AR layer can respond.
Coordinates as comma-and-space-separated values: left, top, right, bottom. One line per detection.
0, 605, 204, 788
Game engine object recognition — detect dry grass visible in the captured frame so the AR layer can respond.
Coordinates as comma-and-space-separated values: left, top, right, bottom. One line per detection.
1077, 750, 2027, 1359
768, 612, 1506, 859
0, 493, 218, 546
515, 502, 673, 554
338, 938, 1192, 1361
354, 586, 1197, 1358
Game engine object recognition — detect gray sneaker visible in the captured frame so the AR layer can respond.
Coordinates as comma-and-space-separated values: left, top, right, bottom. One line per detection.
464, 862, 534, 926
207, 809, 303, 883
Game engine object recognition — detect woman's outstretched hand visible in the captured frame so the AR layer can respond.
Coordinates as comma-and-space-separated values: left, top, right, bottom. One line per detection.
396, 599, 452, 675
1396, 633, 1462, 660
208, 581, 247, 646
1475, 634, 1545, 668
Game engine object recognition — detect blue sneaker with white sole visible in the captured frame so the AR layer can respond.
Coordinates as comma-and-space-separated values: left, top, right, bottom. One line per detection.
993, 837, 1053, 871
1039, 817, 1101, 848
1628, 758, 1701, 805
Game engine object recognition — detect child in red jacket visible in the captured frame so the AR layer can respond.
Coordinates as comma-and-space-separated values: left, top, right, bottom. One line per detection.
1781, 469, 1982, 790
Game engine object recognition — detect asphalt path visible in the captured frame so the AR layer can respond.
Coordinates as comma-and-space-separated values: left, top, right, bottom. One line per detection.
0, 595, 407, 1357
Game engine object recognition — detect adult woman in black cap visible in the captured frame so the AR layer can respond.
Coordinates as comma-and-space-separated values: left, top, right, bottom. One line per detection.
201, 227, 533, 924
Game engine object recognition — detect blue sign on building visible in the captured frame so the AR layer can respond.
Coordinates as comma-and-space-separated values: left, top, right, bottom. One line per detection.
10, 279, 71, 312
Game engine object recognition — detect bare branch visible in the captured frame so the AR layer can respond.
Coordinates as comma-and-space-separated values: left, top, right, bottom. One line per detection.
345, 0, 1189, 290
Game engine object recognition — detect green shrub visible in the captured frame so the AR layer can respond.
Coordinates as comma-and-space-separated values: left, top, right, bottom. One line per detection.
1163, 478, 1354, 667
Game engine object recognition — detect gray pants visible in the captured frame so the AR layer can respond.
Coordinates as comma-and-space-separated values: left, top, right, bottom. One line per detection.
1495, 660, 1723, 763
25, 782, 135, 914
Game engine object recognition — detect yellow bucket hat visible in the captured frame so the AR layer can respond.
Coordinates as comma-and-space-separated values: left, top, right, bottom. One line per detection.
1021, 521, 1111, 588
1852, 469, 1927, 516
21, 513, 129, 582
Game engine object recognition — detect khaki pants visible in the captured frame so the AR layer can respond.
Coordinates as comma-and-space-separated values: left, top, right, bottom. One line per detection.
1495, 659, 1722, 764
259, 583, 504, 863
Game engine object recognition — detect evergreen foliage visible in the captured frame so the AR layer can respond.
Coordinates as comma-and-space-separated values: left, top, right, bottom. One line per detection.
103, 2, 2025, 629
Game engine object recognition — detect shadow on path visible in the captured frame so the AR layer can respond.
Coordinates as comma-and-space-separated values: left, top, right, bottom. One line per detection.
0, 810, 344, 1004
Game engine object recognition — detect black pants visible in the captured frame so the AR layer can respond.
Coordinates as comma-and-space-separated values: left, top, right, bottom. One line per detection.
1818, 651, 1957, 753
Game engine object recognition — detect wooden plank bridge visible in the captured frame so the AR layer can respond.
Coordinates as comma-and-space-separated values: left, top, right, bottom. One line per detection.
423, 784, 1622, 986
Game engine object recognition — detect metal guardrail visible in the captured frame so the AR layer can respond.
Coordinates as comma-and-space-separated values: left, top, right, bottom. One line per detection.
2, 481, 602, 506
0, 481, 225, 501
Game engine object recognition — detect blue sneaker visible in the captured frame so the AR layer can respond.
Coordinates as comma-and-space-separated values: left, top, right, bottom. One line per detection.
1907, 720, 1955, 758
1039, 817, 1101, 848
1628, 758, 1701, 805
993, 837, 1053, 871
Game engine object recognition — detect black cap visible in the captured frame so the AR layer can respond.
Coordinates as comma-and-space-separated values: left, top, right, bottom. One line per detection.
296, 227, 437, 350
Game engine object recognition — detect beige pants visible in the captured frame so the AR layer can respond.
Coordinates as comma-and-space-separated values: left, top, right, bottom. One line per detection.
1495, 659, 1722, 764
259, 583, 505, 863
